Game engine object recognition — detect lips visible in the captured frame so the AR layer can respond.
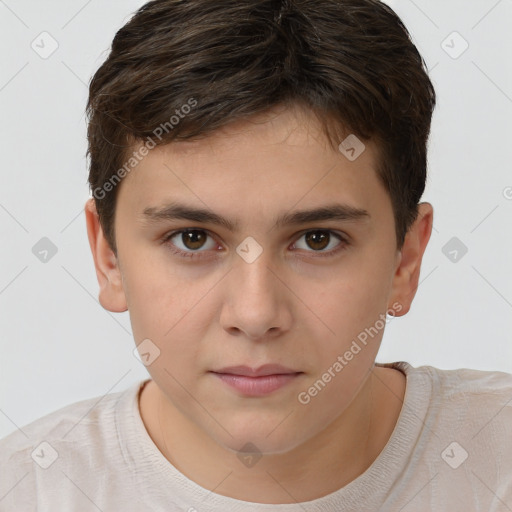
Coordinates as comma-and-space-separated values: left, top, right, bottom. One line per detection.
211, 364, 299, 377
210, 364, 303, 396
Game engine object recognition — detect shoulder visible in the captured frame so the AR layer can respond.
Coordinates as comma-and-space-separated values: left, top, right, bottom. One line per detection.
418, 363, 512, 408
0, 382, 142, 507
402, 363, 512, 481
392, 360, 512, 403
401, 362, 512, 425
431, 364, 512, 440
1, 385, 127, 454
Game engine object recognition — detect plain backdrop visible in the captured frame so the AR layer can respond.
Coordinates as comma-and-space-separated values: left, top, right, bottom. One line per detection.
0, 0, 511, 439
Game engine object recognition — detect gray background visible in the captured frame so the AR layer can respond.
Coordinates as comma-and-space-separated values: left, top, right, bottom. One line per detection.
0, 0, 511, 439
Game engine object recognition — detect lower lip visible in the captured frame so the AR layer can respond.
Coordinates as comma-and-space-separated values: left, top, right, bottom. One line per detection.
212, 372, 301, 396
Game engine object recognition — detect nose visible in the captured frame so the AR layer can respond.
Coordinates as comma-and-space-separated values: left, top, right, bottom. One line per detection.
219, 249, 292, 341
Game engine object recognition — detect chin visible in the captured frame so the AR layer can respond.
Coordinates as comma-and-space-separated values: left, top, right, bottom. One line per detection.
210, 418, 310, 457
226, 436, 304, 458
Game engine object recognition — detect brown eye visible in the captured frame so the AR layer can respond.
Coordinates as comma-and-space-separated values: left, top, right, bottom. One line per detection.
304, 231, 330, 251
165, 229, 217, 255
293, 230, 346, 255
181, 230, 208, 250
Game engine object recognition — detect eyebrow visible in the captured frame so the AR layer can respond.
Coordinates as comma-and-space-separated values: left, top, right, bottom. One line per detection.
141, 202, 370, 232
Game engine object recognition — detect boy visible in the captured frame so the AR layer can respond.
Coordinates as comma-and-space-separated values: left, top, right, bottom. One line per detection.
1, 0, 511, 510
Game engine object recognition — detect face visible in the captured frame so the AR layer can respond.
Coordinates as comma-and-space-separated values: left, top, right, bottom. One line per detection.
94, 105, 417, 455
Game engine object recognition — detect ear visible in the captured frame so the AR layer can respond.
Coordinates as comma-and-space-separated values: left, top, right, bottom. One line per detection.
388, 202, 433, 316
85, 198, 128, 312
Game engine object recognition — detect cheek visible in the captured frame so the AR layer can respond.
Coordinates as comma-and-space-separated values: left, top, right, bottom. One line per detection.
122, 256, 220, 376
316, 272, 391, 336
303, 262, 394, 369
121, 254, 194, 343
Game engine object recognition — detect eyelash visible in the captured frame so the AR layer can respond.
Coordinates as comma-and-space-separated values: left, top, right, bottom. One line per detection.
161, 228, 349, 260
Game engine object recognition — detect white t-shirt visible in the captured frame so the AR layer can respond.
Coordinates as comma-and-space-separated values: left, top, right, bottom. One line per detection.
1, 361, 512, 511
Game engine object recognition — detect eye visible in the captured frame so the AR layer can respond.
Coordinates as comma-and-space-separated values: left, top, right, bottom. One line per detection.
163, 229, 218, 259
292, 230, 347, 256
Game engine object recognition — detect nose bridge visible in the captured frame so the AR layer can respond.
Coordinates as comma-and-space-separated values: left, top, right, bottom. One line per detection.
233, 244, 279, 305
221, 241, 290, 338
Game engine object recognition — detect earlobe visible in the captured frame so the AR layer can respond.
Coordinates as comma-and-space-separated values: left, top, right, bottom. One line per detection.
388, 203, 433, 316
85, 198, 128, 313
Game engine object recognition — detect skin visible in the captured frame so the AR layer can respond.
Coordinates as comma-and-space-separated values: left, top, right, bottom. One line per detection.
85, 104, 433, 504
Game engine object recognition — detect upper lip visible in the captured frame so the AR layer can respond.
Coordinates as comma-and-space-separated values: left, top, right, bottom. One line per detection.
212, 364, 300, 377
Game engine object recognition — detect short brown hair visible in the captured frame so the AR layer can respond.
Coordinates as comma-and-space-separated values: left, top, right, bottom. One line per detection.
86, 0, 436, 254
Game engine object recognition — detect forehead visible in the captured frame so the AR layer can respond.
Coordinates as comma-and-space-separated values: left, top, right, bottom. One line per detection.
175, 105, 334, 150
115, 106, 389, 227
